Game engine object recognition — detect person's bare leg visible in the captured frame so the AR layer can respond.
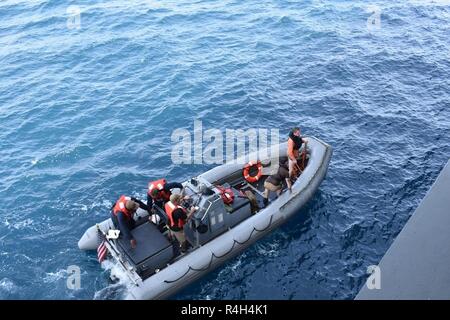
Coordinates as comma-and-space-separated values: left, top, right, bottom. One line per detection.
288, 159, 295, 179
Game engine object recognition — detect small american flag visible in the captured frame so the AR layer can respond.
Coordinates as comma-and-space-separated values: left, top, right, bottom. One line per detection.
97, 240, 108, 263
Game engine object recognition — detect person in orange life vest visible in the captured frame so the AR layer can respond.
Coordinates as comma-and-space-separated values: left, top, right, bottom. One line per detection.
287, 127, 307, 179
111, 195, 150, 249
164, 193, 196, 253
147, 179, 183, 211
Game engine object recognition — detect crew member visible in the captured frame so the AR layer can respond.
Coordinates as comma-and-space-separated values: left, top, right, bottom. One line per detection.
147, 179, 183, 209
263, 165, 291, 206
164, 194, 196, 253
287, 127, 307, 179
111, 195, 150, 249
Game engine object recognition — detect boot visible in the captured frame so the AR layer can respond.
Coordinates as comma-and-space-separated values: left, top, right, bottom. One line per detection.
180, 241, 189, 253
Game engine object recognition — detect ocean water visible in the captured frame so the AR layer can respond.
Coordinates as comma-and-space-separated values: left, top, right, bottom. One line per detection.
0, 0, 449, 300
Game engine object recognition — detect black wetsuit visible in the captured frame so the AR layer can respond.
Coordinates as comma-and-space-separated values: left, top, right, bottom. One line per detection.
288, 131, 303, 152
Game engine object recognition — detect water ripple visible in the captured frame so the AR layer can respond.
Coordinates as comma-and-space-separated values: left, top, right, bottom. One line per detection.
0, 0, 449, 299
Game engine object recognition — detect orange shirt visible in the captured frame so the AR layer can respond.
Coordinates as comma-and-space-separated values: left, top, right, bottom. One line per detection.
287, 137, 299, 160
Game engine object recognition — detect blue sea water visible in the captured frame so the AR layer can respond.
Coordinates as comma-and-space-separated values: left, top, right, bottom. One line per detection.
0, 0, 449, 299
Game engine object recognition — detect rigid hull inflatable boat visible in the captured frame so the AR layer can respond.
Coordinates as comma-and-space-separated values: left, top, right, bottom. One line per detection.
78, 136, 332, 299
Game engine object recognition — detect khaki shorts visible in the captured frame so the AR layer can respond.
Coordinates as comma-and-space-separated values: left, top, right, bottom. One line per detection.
170, 229, 186, 244
264, 181, 281, 192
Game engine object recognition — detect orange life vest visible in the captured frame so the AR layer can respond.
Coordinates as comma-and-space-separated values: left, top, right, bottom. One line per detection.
148, 179, 171, 201
164, 201, 187, 229
113, 195, 133, 220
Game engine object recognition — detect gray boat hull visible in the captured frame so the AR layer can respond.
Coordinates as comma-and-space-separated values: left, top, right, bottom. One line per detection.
123, 136, 332, 299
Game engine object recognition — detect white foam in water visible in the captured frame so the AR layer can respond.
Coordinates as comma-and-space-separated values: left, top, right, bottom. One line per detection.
31, 158, 38, 165
15, 253, 32, 262
102, 199, 113, 208
93, 260, 133, 300
15, 218, 33, 230
65, 200, 113, 214
409, 0, 450, 5
43, 269, 67, 284
3, 218, 33, 230
256, 242, 280, 258
0, 278, 17, 295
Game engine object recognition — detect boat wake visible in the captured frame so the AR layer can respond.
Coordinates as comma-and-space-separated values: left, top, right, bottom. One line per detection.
93, 260, 131, 300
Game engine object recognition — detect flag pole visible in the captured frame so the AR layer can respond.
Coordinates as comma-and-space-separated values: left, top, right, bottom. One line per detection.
96, 224, 140, 286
